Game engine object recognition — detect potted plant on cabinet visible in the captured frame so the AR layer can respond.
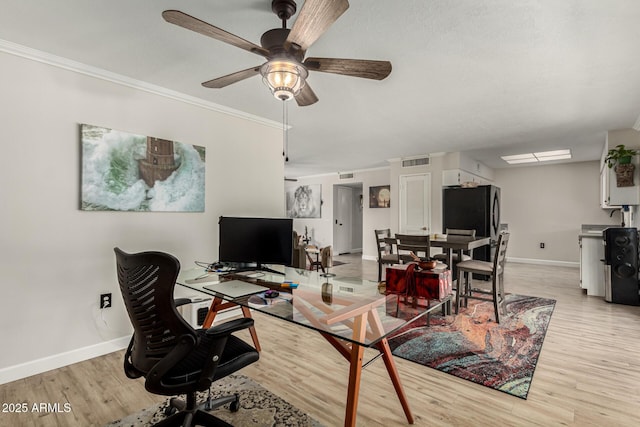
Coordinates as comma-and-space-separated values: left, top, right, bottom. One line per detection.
605, 144, 638, 187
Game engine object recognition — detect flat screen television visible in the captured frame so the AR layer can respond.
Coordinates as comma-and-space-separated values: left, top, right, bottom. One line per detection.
218, 216, 293, 274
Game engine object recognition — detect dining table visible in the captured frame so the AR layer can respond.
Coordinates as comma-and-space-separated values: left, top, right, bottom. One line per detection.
429, 234, 491, 278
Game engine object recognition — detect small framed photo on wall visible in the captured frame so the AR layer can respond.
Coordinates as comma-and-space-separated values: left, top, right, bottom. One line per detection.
369, 185, 390, 208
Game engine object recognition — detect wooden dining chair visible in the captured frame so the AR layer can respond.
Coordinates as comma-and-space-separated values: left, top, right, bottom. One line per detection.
375, 229, 399, 281
395, 234, 430, 263
455, 232, 510, 323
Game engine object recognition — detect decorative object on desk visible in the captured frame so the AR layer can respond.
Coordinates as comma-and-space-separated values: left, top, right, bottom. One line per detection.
321, 281, 333, 304
369, 185, 391, 208
286, 184, 321, 218
387, 294, 556, 399
106, 374, 324, 427
320, 245, 336, 277
81, 124, 205, 212
605, 144, 638, 187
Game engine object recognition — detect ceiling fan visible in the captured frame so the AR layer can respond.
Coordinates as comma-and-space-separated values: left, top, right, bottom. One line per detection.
162, 0, 392, 106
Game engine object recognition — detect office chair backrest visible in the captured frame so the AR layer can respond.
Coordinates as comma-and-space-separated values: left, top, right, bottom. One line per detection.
114, 247, 195, 376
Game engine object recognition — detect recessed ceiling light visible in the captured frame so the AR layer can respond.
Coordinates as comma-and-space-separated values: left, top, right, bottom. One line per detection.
501, 149, 571, 164
534, 149, 571, 158
536, 154, 572, 161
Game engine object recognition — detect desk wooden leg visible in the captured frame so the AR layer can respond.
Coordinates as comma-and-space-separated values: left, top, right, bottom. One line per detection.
344, 313, 367, 427
202, 297, 261, 352
240, 305, 262, 352
376, 338, 415, 424
202, 296, 224, 328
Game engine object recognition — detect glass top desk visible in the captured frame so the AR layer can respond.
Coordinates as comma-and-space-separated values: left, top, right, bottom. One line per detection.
178, 266, 452, 427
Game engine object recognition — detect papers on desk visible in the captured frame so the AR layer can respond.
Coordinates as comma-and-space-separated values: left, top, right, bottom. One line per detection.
203, 280, 269, 298
183, 270, 220, 285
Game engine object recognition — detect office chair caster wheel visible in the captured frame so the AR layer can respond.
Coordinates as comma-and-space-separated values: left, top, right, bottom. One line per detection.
164, 405, 177, 416
229, 395, 240, 412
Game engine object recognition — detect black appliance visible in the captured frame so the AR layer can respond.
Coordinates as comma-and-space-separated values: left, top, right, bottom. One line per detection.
442, 185, 501, 277
603, 227, 640, 305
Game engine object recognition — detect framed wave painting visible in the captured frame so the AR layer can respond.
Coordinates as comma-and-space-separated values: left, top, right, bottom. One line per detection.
81, 124, 205, 212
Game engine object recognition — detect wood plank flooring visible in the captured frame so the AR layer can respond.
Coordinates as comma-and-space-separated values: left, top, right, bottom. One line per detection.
2, 255, 640, 426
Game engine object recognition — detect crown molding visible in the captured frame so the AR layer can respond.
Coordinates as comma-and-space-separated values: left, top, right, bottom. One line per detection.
0, 38, 282, 130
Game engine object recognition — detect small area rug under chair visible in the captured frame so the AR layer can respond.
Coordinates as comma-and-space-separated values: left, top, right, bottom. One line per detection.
106, 374, 324, 427
387, 294, 556, 399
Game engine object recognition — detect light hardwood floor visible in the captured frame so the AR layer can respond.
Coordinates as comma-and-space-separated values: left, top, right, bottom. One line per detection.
2, 255, 640, 426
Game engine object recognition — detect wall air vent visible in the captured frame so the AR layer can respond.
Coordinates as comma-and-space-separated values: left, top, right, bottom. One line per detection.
402, 157, 429, 167
339, 173, 354, 179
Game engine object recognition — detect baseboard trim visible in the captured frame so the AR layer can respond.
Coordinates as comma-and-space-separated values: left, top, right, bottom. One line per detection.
0, 336, 131, 385
362, 254, 578, 268
508, 257, 579, 268
0, 309, 241, 385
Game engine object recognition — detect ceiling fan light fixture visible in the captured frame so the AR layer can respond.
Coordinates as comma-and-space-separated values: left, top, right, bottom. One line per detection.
261, 60, 308, 101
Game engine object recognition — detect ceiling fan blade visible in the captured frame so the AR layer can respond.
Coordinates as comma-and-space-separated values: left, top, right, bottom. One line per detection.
284, 0, 349, 53
201, 66, 262, 88
295, 84, 319, 106
162, 10, 269, 58
304, 57, 392, 80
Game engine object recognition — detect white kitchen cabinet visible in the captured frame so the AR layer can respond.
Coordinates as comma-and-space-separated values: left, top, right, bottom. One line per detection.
442, 169, 488, 187
579, 234, 606, 297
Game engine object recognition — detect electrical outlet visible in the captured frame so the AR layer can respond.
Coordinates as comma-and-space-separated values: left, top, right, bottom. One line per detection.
540, 242, 545, 249
100, 293, 112, 309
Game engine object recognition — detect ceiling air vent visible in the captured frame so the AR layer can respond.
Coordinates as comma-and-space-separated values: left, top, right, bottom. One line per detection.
402, 157, 429, 167
339, 173, 354, 179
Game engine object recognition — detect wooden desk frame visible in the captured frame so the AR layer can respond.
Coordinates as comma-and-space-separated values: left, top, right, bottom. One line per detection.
201, 288, 416, 427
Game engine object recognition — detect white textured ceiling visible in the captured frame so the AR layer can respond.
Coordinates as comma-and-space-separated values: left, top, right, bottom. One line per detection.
2, 0, 639, 178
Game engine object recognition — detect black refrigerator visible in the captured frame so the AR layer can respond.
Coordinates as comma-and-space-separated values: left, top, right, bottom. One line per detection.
442, 185, 501, 268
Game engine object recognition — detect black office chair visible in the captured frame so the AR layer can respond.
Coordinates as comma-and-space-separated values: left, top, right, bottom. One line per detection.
114, 248, 260, 427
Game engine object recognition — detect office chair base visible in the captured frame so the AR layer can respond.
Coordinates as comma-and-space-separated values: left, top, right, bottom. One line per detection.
154, 408, 233, 427
160, 393, 239, 427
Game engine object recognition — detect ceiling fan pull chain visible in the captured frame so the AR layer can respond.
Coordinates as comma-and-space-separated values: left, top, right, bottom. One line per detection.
282, 100, 289, 162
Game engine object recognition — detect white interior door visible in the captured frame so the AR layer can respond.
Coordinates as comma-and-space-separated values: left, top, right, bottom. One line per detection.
399, 173, 431, 234
334, 186, 353, 254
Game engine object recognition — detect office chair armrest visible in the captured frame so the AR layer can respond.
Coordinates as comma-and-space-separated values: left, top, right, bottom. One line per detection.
196, 318, 256, 389
204, 317, 254, 339
173, 298, 191, 307
145, 333, 197, 393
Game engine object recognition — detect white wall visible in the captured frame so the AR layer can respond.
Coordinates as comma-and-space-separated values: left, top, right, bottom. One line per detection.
288, 168, 391, 259
0, 51, 284, 383
494, 161, 618, 264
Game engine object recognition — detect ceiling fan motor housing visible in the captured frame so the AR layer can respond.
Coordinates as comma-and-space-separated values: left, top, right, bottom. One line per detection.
272, 0, 297, 21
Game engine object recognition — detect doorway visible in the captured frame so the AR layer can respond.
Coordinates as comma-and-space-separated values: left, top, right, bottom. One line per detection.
333, 183, 363, 254
399, 173, 431, 234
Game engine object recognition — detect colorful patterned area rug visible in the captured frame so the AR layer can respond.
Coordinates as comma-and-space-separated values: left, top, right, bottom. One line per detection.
106, 374, 324, 427
388, 294, 556, 399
